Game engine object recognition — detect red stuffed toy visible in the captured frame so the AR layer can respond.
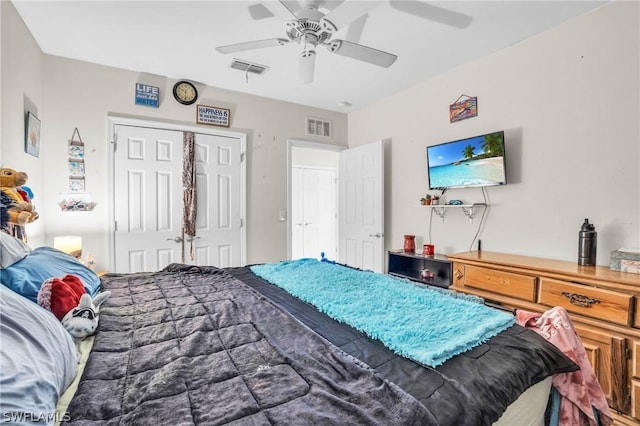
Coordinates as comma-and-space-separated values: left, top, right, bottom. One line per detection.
37, 274, 110, 339
38, 274, 86, 320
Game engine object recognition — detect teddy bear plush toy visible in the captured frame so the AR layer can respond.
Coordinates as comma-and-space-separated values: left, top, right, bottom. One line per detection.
37, 274, 111, 339
0, 167, 38, 225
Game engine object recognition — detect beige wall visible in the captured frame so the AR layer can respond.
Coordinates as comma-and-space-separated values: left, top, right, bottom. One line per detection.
3, 1, 638, 269
1, 1, 347, 270
1, 0, 46, 244
348, 1, 639, 265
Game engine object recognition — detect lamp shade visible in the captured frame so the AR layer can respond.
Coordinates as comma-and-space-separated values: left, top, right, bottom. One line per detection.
53, 236, 82, 258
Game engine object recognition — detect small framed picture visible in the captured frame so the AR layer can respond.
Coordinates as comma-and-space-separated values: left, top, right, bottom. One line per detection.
25, 112, 41, 157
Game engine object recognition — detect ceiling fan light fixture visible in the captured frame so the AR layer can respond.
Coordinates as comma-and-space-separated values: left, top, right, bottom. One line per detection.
300, 49, 316, 59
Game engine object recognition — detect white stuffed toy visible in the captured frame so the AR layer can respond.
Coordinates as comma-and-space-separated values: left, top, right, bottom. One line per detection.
37, 274, 110, 339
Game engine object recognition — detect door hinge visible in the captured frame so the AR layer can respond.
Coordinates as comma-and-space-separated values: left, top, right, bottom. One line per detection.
626, 347, 632, 359
240, 218, 244, 227
240, 152, 245, 162
114, 221, 118, 231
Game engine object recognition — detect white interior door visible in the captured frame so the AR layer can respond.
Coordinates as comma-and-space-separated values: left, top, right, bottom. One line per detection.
338, 140, 384, 272
113, 124, 244, 273
113, 126, 183, 273
190, 133, 243, 267
291, 167, 337, 260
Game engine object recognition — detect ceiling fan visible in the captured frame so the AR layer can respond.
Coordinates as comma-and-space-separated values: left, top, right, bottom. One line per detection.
216, 1, 397, 84
216, 1, 473, 84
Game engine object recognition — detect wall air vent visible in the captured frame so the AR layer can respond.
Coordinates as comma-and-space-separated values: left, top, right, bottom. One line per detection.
306, 117, 332, 138
230, 58, 268, 75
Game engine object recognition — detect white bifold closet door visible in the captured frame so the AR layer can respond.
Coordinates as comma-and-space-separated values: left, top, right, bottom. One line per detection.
113, 125, 242, 273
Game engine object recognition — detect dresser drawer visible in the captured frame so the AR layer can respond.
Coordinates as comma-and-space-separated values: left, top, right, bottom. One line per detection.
463, 265, 537, 302
539, 278, 632, 326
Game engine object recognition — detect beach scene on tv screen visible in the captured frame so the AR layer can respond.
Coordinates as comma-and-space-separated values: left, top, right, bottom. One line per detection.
428, 132, 506, 188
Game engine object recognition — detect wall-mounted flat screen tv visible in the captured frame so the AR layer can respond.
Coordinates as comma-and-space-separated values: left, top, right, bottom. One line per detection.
426, 130, 507, 190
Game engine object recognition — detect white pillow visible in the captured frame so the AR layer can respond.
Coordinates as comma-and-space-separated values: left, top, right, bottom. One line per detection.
0, 232, 32, 269
0, 285, 78, 422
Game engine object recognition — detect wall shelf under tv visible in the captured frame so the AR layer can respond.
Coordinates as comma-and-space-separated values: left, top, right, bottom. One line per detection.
423, 203, 487, 222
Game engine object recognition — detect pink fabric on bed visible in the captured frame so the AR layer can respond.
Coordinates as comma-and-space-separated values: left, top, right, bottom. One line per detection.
516, 307, 612, 426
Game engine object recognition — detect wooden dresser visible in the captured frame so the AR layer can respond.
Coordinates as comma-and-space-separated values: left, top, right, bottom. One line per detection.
448, 250, 640, 425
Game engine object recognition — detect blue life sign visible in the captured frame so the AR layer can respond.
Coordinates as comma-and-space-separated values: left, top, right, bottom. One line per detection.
135, 83, 159, 108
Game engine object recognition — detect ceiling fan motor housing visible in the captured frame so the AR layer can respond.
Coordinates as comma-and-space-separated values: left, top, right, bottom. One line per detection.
286, 19, 331, 47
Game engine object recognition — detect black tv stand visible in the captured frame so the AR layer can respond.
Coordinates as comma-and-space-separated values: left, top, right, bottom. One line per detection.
387, 250, 453, 288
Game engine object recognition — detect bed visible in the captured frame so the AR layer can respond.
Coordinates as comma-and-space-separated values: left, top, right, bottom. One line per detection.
1, 239, 577, 425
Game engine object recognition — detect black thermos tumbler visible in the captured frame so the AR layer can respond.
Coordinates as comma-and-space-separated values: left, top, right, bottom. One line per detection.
578, 218, 597, 266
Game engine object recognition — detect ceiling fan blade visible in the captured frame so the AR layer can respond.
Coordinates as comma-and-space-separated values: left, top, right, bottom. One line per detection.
248, 3, 274, 20
328, 40, 397, 68
389, 1, 473, 29
216, 38, 289, 54
321, 1, 380, 32
261, 1, 299, 21
298, 50, 316, 84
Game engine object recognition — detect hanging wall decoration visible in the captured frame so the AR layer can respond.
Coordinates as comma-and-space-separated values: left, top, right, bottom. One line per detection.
68, 128, 86, 192
449, 94, 478, 123
59, 128, 95, 212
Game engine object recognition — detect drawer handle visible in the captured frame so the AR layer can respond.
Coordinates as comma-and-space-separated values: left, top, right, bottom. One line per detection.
561, 291, 600, 308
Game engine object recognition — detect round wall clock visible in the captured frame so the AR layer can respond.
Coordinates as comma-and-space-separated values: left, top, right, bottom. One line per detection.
172, 80, 198, 105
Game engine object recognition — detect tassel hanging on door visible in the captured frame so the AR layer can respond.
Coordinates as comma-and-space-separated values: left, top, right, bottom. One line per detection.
182, 131, 197, 262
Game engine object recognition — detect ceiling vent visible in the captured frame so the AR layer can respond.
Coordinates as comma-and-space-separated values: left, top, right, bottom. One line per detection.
230, 58, 268, 75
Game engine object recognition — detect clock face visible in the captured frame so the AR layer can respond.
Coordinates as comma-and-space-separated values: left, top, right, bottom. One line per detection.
173, 81, 198, 105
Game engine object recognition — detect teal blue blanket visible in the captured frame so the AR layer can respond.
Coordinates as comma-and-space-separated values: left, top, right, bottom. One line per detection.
250, 259, 515, 367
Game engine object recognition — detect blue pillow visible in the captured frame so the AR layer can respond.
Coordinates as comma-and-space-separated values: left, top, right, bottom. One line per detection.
0, 284, 78, 423
0, 247, 101, 303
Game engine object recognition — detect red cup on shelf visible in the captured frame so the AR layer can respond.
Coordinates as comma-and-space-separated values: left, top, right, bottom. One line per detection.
423, 244, 435, 256
403, 235, 416, 253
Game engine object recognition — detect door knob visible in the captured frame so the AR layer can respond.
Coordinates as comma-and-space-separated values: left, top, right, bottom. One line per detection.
166, 236, 183, 243
369, 233, 382, 238
186, 236, 201, 242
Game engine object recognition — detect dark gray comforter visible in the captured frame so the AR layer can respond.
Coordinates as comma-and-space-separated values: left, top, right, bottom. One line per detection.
64, 264, 576, 425
64, 264, 432, 425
